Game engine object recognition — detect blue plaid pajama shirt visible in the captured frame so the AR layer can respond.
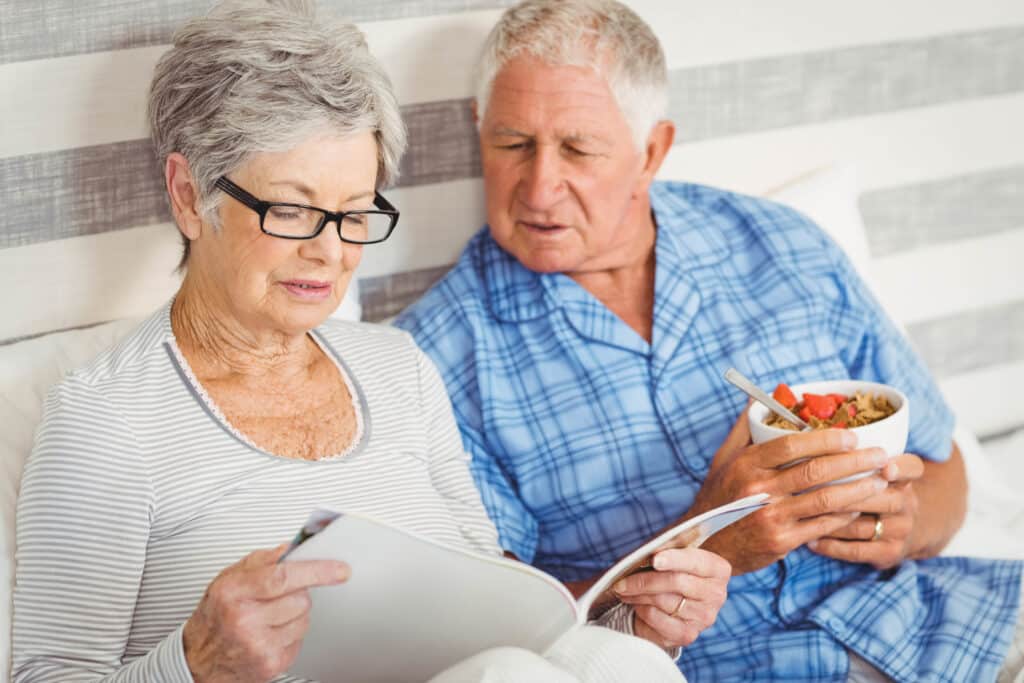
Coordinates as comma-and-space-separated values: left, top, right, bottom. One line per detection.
396, 181, 1022, 682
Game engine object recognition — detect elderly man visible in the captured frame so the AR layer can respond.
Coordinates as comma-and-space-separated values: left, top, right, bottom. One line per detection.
396, 0, 1024, 681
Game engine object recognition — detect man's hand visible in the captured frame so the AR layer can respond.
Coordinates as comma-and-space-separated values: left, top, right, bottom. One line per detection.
689, 414, 890, 575
612, 548, 731, 648
806, 453, 923, 569
808, 442, 967, 568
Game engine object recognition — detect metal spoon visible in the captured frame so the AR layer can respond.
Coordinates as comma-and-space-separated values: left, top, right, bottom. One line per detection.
724, 367, 812, 431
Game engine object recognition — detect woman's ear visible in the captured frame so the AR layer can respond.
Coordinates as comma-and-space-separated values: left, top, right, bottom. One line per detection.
165, 153, 204, 241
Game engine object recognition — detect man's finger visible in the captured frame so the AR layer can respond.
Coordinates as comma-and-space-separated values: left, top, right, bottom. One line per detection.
756, 429, 859, 469
775, 448, 888, 494
787, 511, 862, 548
807, 537, 897, 569
880, 453, 925, 482
817, 516, 880, 541
786, 474, 887, 518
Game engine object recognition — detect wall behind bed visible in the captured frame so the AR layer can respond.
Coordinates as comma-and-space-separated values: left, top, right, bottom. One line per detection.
1, 0, 1021, 437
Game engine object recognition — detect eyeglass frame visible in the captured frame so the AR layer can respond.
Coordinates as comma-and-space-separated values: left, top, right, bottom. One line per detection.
214, 176, 400, 244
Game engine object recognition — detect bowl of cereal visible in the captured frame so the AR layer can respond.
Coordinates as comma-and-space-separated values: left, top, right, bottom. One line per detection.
747, 380, 909, 483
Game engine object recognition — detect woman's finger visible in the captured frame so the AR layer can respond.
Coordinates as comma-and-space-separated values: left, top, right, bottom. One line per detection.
260, 589, 314, 626
652, 548, 731, 578
248, 559, 351, 601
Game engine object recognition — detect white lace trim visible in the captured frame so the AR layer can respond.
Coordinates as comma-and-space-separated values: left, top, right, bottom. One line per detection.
165, 314, 365, 462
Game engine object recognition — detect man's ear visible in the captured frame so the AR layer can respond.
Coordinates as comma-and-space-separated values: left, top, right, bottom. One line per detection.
642, 120, 676, 177
471, 99, 480, 125
165, 152, 204, 241
634, 120, 676, 194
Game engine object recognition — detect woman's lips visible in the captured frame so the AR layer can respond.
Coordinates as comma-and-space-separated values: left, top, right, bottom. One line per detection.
280, 279, 332, 301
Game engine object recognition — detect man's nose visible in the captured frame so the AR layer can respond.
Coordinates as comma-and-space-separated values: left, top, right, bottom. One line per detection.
518, 147, 565, 210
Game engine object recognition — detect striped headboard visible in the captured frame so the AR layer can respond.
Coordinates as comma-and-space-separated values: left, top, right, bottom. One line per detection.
1, 1, 1021, 438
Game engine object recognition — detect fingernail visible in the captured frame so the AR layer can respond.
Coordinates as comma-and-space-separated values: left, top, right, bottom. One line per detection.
614, 581, 628, 593
874, 450, 889, 466
888, 464, 899, 478
808, 540, 819, 550
652, 554, 666, 570
849, 511, 861, 519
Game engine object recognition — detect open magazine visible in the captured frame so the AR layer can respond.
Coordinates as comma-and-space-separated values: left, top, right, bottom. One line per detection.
284, 493, 769, 682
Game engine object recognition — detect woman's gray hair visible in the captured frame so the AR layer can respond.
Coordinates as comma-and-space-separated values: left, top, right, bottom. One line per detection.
474, 0, 667, 150
148, 0, 406, 266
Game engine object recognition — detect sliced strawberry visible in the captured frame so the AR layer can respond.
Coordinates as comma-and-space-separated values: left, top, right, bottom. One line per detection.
798, 405, 813, 422
828, 393, 848, 408
803, 393, 836, 420
773, 383, 798, 409
832, 420, 848, 429
847, 404, 857, 418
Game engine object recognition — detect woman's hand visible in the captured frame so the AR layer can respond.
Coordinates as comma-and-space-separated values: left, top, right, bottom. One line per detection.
612, 548, 731, 648
183, 544, 351, 683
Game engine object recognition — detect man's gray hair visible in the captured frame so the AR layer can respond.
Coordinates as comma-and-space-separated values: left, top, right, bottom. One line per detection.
474, 0, 668, 149
148, 0, 407, 265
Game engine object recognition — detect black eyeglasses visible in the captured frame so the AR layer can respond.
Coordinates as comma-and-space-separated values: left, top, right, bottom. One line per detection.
214, 176, 399, 244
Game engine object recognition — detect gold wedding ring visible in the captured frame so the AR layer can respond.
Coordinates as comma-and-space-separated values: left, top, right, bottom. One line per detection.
871, 515, 884, 542
671, 596, 687, 618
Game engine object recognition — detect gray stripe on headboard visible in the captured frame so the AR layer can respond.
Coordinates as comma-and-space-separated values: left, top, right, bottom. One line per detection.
0, 140, 166, 248
907, 300, 1024, 378
860, 164, 1024, 257
670, 26, 1024, 143
3, 27, 1022, 249
400, 99, 481, 188
359, 265, 452, 322
0, 0, 514, 65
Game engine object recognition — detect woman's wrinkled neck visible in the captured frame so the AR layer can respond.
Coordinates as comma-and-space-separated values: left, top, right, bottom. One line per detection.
171, 271, 316, 383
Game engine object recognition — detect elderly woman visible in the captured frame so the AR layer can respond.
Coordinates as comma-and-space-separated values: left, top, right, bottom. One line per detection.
10, 1, 701, 682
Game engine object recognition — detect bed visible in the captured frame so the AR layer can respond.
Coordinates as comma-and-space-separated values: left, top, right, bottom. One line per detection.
2, 1, 1022, 676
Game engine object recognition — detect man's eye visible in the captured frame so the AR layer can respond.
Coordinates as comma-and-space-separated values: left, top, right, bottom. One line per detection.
342, 214, 368, 226
497, 143, 527, 150
564, 145, 589, 156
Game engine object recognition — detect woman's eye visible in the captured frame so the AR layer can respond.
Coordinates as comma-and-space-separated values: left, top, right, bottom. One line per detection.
342, 214, 368, 226
269, 206, 303, 220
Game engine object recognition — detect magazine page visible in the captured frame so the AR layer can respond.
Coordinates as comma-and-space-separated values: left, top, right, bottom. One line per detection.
284, 510, 578, 682
575, 493, 771, 621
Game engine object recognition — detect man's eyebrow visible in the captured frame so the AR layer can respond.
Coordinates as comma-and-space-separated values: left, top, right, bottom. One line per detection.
491, 126, 532, 137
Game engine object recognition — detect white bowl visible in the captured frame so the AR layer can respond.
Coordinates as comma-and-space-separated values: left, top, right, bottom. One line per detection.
747, 380, 909, 485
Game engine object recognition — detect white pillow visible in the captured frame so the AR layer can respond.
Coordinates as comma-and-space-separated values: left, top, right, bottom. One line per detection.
0, 318, 140, 678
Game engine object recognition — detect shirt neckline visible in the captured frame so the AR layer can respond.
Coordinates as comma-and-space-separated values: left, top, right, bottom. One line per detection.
161, 302, 369, 463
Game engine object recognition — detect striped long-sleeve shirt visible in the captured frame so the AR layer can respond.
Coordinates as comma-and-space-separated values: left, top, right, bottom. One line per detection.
12, 303, 508, 682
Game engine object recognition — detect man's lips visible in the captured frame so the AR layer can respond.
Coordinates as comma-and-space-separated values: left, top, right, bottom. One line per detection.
519, 220, 569, 232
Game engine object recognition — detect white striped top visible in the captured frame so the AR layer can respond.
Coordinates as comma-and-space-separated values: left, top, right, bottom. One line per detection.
12, 302, 505, 682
